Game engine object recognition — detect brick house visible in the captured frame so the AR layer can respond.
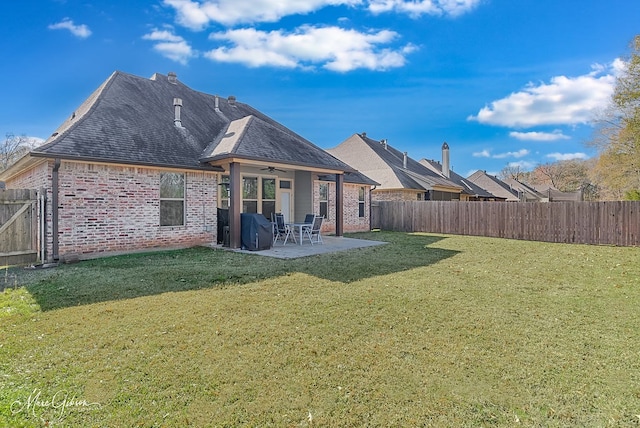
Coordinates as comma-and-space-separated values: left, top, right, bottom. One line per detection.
0, 71, 376, 262
467, 170, 542, 202
418, 143, 502, 201
328, 133, 464, 201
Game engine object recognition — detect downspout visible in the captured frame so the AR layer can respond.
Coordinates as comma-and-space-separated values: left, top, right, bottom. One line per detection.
369, 185, 377, 231
52, 158, 61, 262
335, 173, 344, 237
39, 190, 45, 263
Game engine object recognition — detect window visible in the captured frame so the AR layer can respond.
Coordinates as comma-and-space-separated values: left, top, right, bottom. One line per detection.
222, 175, 282, 219
358, 186, 366, 218
160, 172, 185, 226
219, 175, 230, 209
262, 178, 276, 220
319, 183, 328, 219
242, 177, 258, 213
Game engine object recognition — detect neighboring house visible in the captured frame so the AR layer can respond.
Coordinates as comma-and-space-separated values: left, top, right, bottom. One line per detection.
419, 142, 503, 201
328, 133, 464, 201
502, 177, 546, 202
532, 183, 583, 202
467, 171, 545, 202
0, 71, 375, 261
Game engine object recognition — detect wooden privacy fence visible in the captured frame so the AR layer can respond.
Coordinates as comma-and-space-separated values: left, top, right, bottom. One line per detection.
372, 201, 640, 246
1, 189, 39, 266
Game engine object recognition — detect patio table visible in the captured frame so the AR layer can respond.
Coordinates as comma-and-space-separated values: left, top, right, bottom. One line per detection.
286, 222, 312, 245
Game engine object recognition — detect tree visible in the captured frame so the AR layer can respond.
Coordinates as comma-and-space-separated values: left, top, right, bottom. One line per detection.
588, 35, 640, 200
498, 164, 532, 183
530, 159, 598, 199
0, 133, 40, 172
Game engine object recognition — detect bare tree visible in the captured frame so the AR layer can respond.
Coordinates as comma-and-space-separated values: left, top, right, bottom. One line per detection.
498, 164, 533, 183
0, 133, 41, 171
531, 159, 596, 193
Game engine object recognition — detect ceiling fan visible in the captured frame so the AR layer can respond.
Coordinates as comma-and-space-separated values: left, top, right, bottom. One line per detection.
261, 166, 287, 173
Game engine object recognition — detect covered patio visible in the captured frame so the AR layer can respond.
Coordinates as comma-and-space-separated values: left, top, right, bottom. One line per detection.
215, 235, 386, 259
200, 114, 363, 249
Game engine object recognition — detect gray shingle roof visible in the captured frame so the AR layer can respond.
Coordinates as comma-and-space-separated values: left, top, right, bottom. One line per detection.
317, 170, 379, 186
32, 71, 352, 173
328, 133, 463, 192
467, 170, 522, 201
419, 158, 497, 199
201, 115, 352, 171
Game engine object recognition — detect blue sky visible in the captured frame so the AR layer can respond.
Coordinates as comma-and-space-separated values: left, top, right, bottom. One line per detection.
1, 0, 638, 176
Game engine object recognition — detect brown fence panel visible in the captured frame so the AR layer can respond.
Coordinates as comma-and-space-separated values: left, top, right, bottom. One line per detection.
0, 189, 39, 266
376, 201, 640, 247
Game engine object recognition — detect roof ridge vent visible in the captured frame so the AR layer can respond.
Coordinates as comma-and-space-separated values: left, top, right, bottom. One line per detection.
228, 95, 236, 106
168, 72, 177, 84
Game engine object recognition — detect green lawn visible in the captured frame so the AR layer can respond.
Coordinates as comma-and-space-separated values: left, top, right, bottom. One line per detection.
1, 231, 639, 427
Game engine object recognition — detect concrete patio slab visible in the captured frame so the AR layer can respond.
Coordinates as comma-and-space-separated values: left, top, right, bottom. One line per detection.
213, 236, 386, 259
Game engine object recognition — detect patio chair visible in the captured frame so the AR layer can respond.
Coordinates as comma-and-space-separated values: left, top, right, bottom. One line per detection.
302, 215, 323, 245
273, 213, 295, 245
303, 213, 315, 224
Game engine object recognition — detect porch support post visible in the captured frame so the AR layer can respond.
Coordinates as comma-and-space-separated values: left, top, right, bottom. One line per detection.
335, 173, 344, 237
229, 162, 242, 249
52, 158, 61, 262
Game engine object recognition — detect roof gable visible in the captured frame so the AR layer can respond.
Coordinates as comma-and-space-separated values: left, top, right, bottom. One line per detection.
467, 170, 521, 201
202, 115, 352, 171
328, 133, 462, 192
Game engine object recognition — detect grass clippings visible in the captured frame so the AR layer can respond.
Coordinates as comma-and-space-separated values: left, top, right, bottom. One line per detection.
1, 232, 639, 427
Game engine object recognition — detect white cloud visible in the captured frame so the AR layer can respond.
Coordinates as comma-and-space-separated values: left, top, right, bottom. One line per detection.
142, 29, 184, 43
48, 18, 92, 38
546, 152, 588, 161
163, 0, 361, 28
509, 130, 570, 141
143, 29, 196, 64
163, 0, 481, 28
472, 149, 490, 158
611, 58, 627, 77
205, 26, 416, 72
368, 0, 481, 17
493, 149, 530, 159
468, 62, 617, 127
507, 160, 536, 170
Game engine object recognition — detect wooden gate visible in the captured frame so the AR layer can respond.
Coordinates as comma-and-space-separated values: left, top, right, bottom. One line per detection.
370, 202, 381, 230
1, 189, 39, 266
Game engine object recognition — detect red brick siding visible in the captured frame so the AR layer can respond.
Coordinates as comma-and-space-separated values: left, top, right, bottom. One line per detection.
56, 162, 217, 257
313, 181, 371, 233
5, 160, 218, 259
372, 189, 420, 201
